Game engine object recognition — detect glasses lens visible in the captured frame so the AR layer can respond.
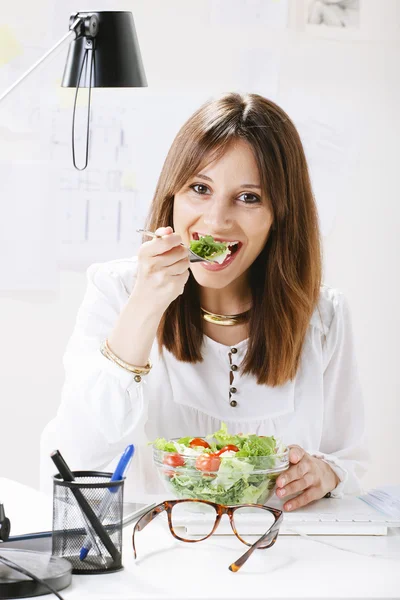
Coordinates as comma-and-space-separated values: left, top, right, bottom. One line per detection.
171, 501, 217, 540
232, 506, 275, 546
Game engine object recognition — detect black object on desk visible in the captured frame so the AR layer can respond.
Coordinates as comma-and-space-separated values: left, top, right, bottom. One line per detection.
0, 506, 10, 542
0, 549, 72, 599
50, 451, 124, 574
0, 496, 71, 599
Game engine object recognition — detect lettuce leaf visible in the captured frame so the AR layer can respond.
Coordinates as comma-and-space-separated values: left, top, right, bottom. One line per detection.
235, 435, 277, 457
152, 438, 177, 452
177, 436, 193, 446
212, 457, 254, 489
239, 479, 271, 504
151, 423, 284, 467
168, 472, 275, 505
189, 235, 228, 259
207, 422, 243, 447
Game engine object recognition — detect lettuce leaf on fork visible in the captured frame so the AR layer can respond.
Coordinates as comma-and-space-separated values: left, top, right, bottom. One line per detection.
189, 235, 230, 261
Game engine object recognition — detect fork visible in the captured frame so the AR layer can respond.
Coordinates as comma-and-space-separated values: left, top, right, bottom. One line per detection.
136, 229, 214, 263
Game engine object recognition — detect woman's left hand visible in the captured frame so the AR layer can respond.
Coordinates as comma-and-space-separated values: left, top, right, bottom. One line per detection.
275, 445, 340, 511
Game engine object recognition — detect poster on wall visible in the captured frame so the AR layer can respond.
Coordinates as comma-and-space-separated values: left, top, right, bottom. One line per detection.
307, 0, 360, 28
301, 0, 369, 40
305, 0, 363, 39
302, 0, 399, 41
209, 0, 289, 30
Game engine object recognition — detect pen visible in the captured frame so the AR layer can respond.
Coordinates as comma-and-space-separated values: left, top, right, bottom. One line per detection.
50, 450, 120, 563
79, 444, 134, 560
50, 450, 99, 555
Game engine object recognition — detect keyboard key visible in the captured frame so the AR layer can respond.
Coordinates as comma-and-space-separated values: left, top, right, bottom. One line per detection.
352, 514, 372, 522
319, 514, 338, 522
285, 513, 316, 522
368, 515, 390, 522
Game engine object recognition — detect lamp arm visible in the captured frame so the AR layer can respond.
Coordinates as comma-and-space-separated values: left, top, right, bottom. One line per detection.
0, 17, 82, 104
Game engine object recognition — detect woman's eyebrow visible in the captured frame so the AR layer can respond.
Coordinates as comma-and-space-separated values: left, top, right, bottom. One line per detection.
195, 173, 261, 189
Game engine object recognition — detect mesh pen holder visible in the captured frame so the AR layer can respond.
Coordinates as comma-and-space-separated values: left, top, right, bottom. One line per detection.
52, 471, 124, 574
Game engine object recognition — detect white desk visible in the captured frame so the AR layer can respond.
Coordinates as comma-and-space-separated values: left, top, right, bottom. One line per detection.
2, 479, 400, 599
56, 523, 400, 600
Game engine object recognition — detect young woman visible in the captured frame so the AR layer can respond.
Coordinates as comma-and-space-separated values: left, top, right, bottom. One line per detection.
40, 93, 368, 509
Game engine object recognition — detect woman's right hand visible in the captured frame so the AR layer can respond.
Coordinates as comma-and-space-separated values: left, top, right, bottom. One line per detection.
134, 226, 190, 312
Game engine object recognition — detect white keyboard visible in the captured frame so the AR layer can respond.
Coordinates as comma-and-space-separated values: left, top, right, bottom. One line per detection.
172, 496, 400, 536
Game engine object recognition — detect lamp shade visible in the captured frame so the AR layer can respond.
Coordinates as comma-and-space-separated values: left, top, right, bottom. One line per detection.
62, 11, 147, 88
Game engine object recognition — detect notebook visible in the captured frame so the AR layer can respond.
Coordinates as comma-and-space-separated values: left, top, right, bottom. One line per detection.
359, 485, 400, 521
171, 495, 400, 536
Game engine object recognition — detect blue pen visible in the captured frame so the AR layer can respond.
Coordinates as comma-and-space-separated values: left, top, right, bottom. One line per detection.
79, 444, 134, 560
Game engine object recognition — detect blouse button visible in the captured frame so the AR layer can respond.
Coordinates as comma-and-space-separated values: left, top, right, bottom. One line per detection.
231, 364, 238, 371
134, 375, 142, 383
230, 387, 237, 393
231, 347, 238, 354
230, 400, 238, 407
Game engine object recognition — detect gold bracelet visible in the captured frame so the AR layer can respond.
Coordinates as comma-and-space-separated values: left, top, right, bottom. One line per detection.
102, 339, 152, 374
101, 342, 152, 378
100, 340, 152, 376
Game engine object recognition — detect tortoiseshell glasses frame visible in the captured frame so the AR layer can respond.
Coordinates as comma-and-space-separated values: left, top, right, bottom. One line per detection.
132, 498, 283, 572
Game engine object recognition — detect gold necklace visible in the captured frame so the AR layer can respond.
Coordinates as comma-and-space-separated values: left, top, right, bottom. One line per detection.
200, 307, 251, 326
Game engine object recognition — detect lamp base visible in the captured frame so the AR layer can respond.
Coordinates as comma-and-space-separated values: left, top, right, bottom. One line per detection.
0, 549, 72, 599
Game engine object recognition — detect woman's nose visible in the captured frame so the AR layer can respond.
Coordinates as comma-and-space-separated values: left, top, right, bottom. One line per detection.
202, 199, 232, 231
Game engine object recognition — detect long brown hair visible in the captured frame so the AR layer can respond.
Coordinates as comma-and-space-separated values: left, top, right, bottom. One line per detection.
145, 92, 322, 386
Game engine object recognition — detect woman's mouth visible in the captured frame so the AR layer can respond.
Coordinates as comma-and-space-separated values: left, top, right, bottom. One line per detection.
191, 232, 242, 271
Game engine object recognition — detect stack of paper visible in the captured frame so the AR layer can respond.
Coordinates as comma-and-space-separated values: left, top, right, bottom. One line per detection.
359, 485, 400, 520
0, 478, 53, 536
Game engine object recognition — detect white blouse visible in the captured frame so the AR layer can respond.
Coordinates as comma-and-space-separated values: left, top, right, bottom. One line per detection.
40, 257, 369, 502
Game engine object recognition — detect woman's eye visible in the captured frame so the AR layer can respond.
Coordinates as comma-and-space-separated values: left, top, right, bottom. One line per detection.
189, 185, 260, 204
190, 184, 210, 195
238, 192, 261, 204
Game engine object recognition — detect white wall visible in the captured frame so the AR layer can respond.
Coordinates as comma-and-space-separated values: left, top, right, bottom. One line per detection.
0, 0, 399, 490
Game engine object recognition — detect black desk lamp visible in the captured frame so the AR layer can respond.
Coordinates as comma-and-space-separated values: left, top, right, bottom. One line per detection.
0, 11, 147, 170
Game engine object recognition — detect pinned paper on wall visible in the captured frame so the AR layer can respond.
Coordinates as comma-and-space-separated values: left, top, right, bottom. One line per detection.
210, 0, 289, 30
229, 48, 281, 99
301, 0, 399, 41
277, 90, 358, 237
0, 162, 58, 292
306, 0, 361, 30
53, 78, 91, 109
299, 117, 355, 236
49, 91, 209, 270
0, 127, 39, 162
0, 43, 50, 134
0, 25, 23, 66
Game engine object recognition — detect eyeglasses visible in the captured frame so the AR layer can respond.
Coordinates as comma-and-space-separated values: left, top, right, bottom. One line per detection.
132, 499, 283, 572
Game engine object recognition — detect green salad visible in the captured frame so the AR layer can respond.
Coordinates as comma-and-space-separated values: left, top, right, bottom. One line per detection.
151, 423, 288, 505
189, 235, 231, 263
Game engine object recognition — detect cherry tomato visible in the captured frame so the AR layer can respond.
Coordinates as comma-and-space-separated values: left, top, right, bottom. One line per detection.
195, 453, 221, 472
163, 468, 176, 478
163, 453, 185, 468
216, 444, 239, 455
202, 472, 217, 479
189, 438, 210, 449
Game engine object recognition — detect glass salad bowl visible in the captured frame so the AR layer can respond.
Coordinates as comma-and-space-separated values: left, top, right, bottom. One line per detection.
152, 441, 290, 506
